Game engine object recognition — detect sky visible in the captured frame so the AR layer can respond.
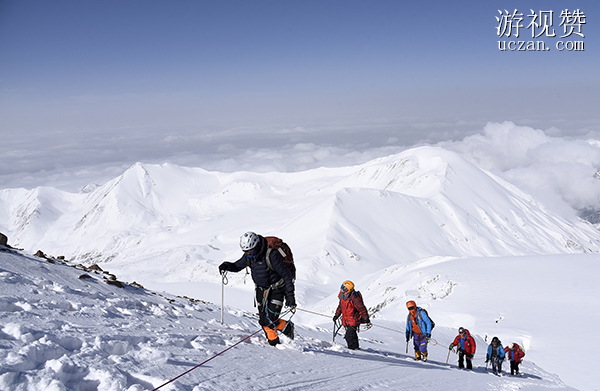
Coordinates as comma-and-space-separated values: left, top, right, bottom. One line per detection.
0, 0, 599, 191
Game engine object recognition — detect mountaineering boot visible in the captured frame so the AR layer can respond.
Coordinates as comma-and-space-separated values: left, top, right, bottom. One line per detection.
421, 351, 428, 362
281, 321, 295, 339
415, 351, 422, 361
263, 326, 280, 346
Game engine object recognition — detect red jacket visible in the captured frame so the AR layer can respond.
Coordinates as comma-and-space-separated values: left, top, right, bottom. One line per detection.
452, 329, 476, 355
335, 291, 369, 327
505, 344, 525, 363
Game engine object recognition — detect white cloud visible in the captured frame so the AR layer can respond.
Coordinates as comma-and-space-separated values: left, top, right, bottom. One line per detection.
440, 121, 600, 217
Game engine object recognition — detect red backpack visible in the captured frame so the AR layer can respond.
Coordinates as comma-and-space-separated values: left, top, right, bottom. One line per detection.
264, 236, 296, 280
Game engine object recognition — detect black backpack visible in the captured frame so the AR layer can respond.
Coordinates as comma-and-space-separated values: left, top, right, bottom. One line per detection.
419, 308, 435, 331
264, 236, 296, 280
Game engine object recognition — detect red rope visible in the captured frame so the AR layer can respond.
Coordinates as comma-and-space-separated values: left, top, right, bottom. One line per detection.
151, 309, 294, 390
151, 328, 263, 390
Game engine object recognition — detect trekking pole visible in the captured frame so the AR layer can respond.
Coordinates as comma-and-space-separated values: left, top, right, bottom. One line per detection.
220, 271, 228, 325
446, 348, 451, 364
333, 318, 342, 343
333, 321, 337, 343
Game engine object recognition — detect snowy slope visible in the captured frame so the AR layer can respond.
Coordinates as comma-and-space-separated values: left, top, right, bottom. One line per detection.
2, 146, 600, 390
0, 250, 580, 391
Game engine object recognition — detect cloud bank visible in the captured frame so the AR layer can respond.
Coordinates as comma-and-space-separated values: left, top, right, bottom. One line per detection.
2, 119, 600, 223
439, 122, 600, 219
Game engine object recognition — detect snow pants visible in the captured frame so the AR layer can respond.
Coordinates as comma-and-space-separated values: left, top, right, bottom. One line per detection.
491, 357, 503, 374
413, 333, 428, 354
344, 325, 360, 350
256, 286, 288, 346
510, 360, 520, 375
458, 350, 473, 369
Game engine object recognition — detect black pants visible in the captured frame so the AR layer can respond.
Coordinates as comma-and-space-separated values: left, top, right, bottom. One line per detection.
510, 360, 520, 375
344, 325, 359, 350
256, 286, 285, 327
458, 350, 473, 369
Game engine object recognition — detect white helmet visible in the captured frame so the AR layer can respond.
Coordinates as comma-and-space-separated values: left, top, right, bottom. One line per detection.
240, 232, 259, 252
507, 343, 514, 350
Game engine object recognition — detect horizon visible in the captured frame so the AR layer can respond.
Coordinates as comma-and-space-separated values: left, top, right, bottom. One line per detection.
1, 1, 599, 193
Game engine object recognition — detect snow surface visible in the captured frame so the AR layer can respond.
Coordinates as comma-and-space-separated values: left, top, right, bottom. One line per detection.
0, 250, 581, 391
1, 146, 600, 390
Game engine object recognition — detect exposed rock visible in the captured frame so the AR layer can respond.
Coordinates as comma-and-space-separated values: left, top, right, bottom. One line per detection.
88, 264, 103, 272
105, 280, 124, 288
79, 274, 92, 279
0, 232, 7, 247
131, 281, 145, 289
34, 250, 46, 258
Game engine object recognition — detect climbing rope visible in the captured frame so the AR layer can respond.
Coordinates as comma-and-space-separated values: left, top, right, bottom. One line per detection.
296, 307, 443, 349
296, 307, 405, 334
155, 306, 451, 389
151, 308, 293, 391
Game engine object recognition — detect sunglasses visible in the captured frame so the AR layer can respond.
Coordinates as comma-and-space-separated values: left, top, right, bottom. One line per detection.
407, 306, 416, 310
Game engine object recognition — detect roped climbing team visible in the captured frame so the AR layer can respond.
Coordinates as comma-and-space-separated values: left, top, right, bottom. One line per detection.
219, 231, 525, 375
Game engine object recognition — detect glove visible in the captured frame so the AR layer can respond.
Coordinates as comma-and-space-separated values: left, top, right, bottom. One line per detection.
218, 262, 231, 274
449, 344, 455, 350
333, 314, 340, 322
285, 292, 296, 308
426, 333, 431, 338
470, 354, 475, 359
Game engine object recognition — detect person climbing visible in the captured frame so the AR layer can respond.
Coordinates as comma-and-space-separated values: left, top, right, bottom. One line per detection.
405, 300, 433, 362
449, 327, 476, 369
505, 342, 525, 376
486, 336, 506, 376
218, 232, 296, 346
333, 280, 371, 350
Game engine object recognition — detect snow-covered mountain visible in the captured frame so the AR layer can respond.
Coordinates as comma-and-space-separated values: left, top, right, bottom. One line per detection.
2, 146, 600, 390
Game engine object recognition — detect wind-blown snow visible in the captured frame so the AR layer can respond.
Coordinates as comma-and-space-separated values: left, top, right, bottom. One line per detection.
1, 145, 599, 390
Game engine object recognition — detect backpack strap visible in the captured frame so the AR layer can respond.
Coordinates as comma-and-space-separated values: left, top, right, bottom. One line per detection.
265, 247, 287, 272
265, 247, 274, 271
264, 248, 285, 290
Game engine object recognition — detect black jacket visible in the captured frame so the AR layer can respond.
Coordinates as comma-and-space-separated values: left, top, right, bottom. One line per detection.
225, 235, 294, 294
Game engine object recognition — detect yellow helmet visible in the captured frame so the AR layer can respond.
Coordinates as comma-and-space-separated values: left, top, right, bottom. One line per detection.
341, 280, 355, 292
